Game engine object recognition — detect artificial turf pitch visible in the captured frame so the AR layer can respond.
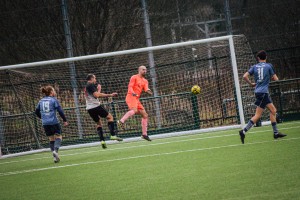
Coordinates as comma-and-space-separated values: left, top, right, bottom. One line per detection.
1, 121, 299, 200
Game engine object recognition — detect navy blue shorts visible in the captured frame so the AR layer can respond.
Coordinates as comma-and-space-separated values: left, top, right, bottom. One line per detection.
43, 124, 62, 136
87, 105, 109, 122
255, 93, 272, 109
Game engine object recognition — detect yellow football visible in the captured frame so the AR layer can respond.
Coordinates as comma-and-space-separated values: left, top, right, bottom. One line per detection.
191, 85, 201, 95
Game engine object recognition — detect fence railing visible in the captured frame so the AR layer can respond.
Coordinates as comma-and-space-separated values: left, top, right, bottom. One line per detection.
270, 78, 300, 121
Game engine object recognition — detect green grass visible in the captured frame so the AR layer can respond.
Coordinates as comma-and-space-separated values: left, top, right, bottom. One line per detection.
1, 121, 300, 200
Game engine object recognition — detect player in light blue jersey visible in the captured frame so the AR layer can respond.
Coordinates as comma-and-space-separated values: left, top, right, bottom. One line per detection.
35, 85, 68, 163
239, 50, 286, 144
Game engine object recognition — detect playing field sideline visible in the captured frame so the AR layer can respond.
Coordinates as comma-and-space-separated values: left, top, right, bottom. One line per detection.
1, 121, 300, 200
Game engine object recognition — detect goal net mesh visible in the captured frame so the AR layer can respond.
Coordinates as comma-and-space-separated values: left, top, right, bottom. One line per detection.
0, 35, 257, 155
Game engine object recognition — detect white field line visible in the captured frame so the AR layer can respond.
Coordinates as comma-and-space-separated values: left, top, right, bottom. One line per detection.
0, 124, 299, 165
0, 124, 243, 159
0, 134, 236, 165
3, 121, 300, 159
0, 137, 299, 177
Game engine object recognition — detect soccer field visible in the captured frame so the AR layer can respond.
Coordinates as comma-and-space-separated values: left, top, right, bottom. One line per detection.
1, 122, 300, 200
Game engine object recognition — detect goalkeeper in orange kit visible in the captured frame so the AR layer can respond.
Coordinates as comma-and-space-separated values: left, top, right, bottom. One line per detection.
118, 65, 153, 141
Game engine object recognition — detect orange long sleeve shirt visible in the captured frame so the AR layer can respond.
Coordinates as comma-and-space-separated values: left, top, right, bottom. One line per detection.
127, 75, 149, 97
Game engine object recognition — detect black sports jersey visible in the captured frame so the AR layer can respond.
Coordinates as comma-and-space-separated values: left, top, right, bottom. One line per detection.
85, 83, 100, 110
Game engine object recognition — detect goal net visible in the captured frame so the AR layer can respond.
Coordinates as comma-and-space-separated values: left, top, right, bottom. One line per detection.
0, 35, 257, 156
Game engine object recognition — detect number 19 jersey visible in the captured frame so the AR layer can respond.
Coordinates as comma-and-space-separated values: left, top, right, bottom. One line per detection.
36, 96, 61, 125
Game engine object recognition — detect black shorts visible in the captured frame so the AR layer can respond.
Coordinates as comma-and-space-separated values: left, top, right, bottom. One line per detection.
43, 124, 62, 136
255, 93, 272, 109
88, 105, 109, 122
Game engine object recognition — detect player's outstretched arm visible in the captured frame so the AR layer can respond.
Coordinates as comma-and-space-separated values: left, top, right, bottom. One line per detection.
94, 92, 118, 98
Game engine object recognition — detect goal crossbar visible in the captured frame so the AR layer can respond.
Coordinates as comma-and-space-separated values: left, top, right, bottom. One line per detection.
0, 35, 232, 70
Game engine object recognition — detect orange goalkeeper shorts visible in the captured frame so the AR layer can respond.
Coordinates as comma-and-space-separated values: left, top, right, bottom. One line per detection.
126, 94, 144, 110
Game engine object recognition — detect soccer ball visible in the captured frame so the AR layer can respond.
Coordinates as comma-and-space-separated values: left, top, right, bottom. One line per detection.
191, 85, 201, 95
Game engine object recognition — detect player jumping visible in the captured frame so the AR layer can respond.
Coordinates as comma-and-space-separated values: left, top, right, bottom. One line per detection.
85, 74, 123, 149
118, 65, 153, 141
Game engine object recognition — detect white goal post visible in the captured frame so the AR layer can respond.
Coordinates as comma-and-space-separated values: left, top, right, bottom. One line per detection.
0, 35, 257, 158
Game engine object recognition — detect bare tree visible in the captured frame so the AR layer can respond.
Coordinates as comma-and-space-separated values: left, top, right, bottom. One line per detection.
0, 0, 144, 65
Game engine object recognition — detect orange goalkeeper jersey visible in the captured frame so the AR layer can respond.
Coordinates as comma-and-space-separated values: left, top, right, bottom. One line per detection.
127, 75, 149, 98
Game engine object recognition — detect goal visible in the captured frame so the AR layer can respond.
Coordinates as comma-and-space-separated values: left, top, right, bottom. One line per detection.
0, 35, 257, 157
